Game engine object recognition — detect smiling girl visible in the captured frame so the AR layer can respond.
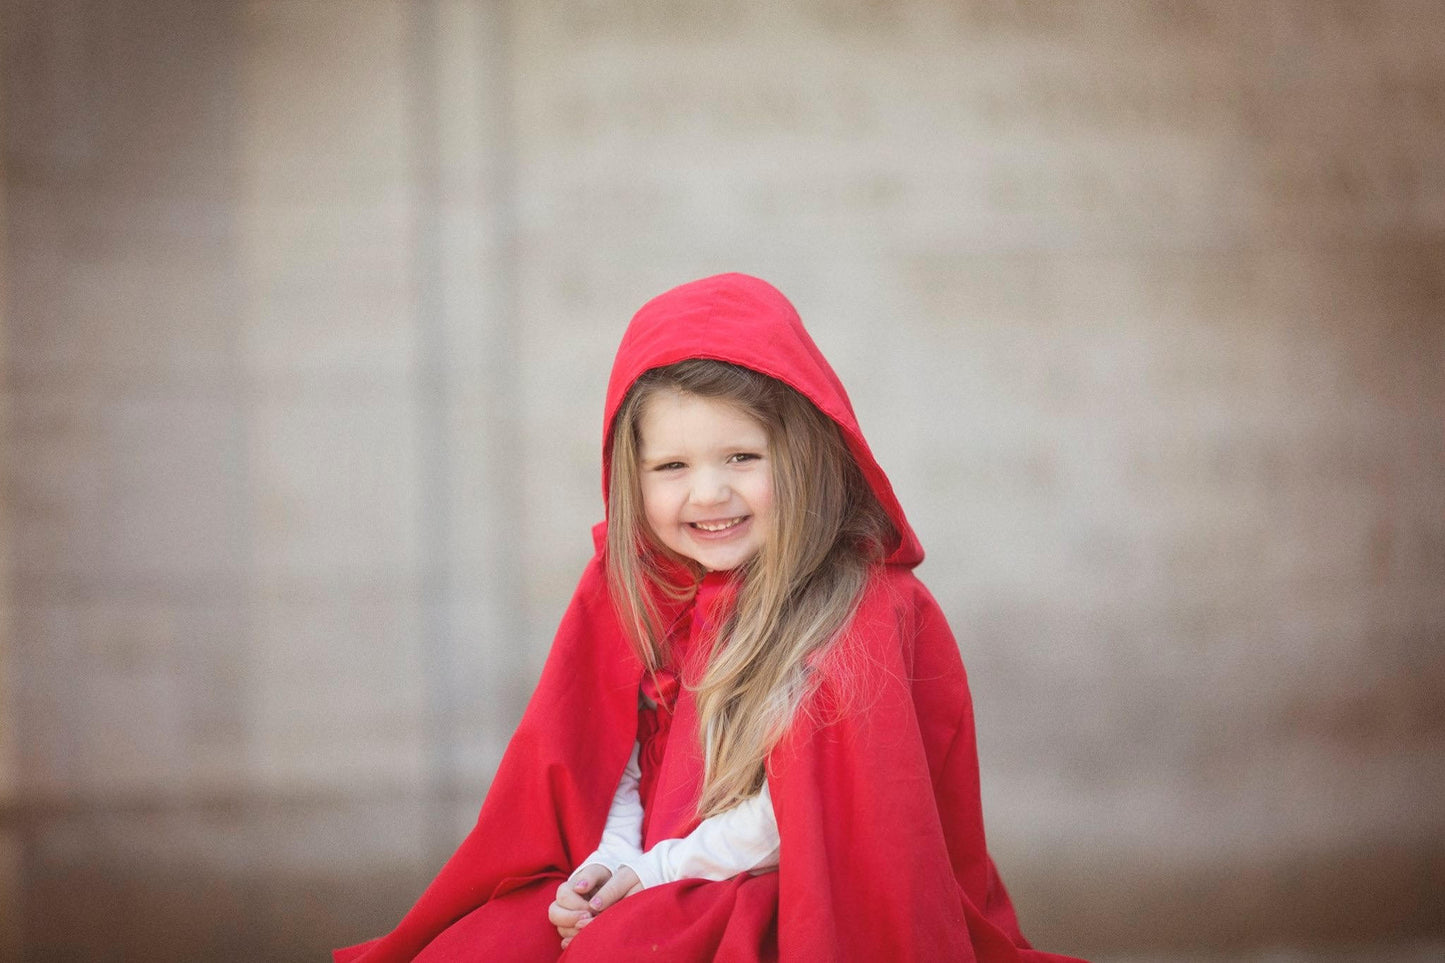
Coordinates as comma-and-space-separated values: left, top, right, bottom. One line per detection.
335, 274, 1086, 962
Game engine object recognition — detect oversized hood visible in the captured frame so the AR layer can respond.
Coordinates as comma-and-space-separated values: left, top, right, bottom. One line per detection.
601, 272, 924, 568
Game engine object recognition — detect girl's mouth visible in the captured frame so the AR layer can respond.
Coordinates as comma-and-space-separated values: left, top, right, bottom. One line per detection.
690, 516, 747, 533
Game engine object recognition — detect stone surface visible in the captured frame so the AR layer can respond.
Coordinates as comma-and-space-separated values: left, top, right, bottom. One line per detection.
1, 0, 1443, 959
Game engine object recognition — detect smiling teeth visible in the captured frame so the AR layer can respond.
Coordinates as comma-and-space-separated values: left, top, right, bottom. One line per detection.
693, 518, 743, 532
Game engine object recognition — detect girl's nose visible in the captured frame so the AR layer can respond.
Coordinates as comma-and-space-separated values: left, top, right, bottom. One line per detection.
690, 470, 730, 505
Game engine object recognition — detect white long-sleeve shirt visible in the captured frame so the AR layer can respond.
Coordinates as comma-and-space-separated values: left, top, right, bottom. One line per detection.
572, 742, 780, 890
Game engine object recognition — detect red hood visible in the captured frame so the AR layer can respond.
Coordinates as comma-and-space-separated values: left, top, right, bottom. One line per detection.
601, 273, 923, 568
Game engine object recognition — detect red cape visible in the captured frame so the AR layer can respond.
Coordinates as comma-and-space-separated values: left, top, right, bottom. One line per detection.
336, 274, 1086, 962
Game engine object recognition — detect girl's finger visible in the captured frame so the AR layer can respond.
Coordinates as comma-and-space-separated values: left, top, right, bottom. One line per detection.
548, 900, 588, 930
589, 865, 640, 912
570, 864, 610, 897
589, 880, 620, 911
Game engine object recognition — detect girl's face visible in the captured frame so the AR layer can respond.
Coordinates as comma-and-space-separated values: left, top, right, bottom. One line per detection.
636, 391, 774, 572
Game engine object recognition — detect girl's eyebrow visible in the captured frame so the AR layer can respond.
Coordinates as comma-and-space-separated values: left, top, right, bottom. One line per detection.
640, 434, 768, 462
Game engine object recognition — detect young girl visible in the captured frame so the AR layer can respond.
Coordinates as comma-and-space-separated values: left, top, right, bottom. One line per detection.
336, 274, 1085, 962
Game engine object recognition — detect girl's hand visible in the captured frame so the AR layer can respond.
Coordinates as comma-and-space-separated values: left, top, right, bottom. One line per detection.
550, 864, 611, 946
585, 864, 642, 914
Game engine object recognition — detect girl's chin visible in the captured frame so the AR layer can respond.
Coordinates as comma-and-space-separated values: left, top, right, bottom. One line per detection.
686, 543, 761, 573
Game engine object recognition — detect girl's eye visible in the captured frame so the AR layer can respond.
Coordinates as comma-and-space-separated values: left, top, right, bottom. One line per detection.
653, 461, 685, 472
728, 452, 762, 464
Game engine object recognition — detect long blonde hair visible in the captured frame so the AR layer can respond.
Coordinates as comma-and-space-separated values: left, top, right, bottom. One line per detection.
606, 360, 897, 817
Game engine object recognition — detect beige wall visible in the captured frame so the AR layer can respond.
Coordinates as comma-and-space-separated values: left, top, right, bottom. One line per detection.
2, 1, 1442, 959
1, 35, 11, 798
1, 66, 20, 963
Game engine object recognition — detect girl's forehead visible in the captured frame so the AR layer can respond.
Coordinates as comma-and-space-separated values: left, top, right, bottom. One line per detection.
638, 391, 768, 440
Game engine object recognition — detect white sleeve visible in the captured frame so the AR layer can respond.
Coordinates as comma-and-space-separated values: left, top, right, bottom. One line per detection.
569, 742, 644, 878
621, 778, 780, 890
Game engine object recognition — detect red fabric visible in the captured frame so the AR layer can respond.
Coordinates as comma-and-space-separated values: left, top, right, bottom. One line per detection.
335, 274, 1086, 962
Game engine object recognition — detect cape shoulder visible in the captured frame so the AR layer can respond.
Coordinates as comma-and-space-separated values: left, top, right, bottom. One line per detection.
801, 564, 973, 734
767, 564, 996, 960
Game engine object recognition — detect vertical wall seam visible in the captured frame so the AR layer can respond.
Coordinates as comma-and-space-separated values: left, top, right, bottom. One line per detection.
479, 0, 528, 752
405, 0, 460, 859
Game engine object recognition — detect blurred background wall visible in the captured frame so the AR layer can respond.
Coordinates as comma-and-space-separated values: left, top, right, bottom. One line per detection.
1, 1, 1443, 960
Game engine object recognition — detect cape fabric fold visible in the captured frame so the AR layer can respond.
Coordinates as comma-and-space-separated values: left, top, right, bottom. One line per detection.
335, 274, 1086, 962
